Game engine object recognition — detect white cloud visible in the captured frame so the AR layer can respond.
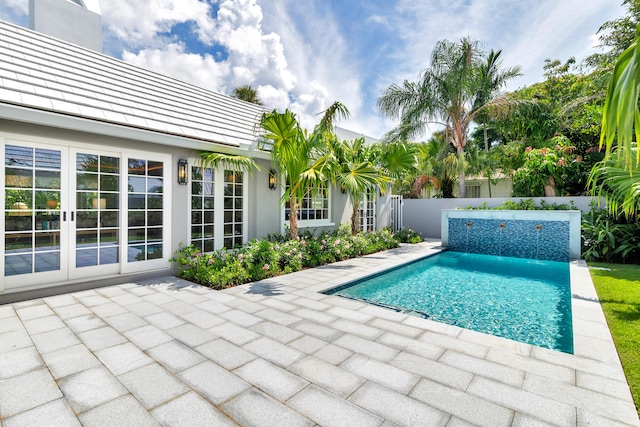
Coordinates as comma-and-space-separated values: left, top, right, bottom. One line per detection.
122, 43, 230, 93
100, 0, 215, 47
0, 0, 28, 25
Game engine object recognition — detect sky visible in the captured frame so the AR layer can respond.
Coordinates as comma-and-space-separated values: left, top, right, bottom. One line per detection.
0, 0, 625, 139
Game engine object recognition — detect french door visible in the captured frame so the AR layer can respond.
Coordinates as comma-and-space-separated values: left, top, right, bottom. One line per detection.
2, 141, 170, 292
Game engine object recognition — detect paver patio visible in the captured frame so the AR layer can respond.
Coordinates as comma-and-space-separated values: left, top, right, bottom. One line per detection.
0, 242, 638, 426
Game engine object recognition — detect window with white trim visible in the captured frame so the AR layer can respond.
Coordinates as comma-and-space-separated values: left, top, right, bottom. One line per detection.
284, 184, 330, 223
358, 188, 376, 231
223, 170, 244, 249
467, 184, 481, 198
190, 166, 215, 252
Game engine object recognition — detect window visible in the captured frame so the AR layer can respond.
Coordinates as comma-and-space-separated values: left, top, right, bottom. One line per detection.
359, 189, 376, 231
190, 166, 215, 252
223, 170, 244, 249
4, 145, 62, 275
285, 184, 329, 222
127, 158, 163, 262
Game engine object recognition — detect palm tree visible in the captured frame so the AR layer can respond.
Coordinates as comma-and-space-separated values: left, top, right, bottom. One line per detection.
378, 38, 520, 197
232, 85, 263, 105
475, 50, 523, 152
408, 133, 459, 199
259, 102, 349, 239
591, 25, 640, 218
329, 138, 416, 234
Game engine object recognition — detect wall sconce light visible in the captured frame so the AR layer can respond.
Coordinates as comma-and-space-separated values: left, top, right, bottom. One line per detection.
268, 169, 277, 190
341, 184, 346, 194
177, 159, 188, 185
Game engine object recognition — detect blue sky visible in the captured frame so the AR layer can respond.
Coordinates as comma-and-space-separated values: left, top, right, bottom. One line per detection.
0, 0, 625, 138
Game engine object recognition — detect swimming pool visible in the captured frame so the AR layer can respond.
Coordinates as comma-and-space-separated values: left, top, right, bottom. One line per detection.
324, 251, 573, 353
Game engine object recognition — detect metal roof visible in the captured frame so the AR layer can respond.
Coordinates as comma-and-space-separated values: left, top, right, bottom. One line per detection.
0, 20, 268, 149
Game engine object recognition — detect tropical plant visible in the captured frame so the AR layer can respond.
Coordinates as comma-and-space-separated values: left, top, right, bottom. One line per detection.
232, 85, 263, 105
588, 148, 640, 218
197, 151, 258, 174
259, 101, 349, 239
582, 202, 640, 263
377, 37, 521, 197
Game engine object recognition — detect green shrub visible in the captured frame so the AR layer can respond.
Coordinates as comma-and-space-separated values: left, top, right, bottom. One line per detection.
582, 203, 640, 264
393, 227, 423, 243
170, 225, 400, 288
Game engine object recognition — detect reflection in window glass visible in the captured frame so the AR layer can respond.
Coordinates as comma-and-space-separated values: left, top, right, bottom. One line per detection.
4, 145, 62, 276
223, 170, 243, 249
127, 158, 163, 262
75, 152, 120, 268
190, 166, 215, 252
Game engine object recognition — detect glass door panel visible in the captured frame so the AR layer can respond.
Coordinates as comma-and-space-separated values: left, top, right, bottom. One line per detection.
4, 144, 66, 284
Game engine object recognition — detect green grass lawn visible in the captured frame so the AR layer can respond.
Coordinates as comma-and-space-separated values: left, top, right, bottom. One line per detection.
589, 262, 640, 412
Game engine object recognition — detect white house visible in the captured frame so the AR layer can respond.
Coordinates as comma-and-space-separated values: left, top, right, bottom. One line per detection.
0, 5, 390, 297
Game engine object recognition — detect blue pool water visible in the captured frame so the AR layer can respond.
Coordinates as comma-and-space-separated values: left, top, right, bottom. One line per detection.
325, 251, 573, 353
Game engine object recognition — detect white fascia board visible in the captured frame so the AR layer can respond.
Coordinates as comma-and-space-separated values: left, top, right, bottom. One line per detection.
0, 104, 272, 160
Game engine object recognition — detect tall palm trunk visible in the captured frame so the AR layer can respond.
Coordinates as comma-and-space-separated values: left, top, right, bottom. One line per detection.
457, 146, 466, 198
351, 198, 361, 235
289, 195, 299, 239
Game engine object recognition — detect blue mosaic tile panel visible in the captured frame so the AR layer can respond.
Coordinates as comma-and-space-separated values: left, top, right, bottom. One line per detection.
448, 218, 570, 262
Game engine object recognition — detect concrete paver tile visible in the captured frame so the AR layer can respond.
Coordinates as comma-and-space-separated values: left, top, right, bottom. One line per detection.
22, 315, 66, 335
180, 309, 225, 329
118, 363, 189, 409
389, 351, 473, 391
58, 366, 128, 413
0, 305, 16, 318
42, 343, 101, 379
143, 311, 185, 329
0, 368, 63, 418
334, 333, 400, 362
195, 338, 257, 370
209, 322, 260, 346
312, 343, 353, 365
485, 347, 575, 384
341, 354, 420, 394
42, 294, 77, 308
78, 394, 160, 427
125, 301, 164, 317
179, 360, 250, 405
51, 303, 92, 320
288, 356, 364, 398
30, 327, 81, 353
222, 388, 313, 427
166, 323, 217, 347
439, 349, 525, 388
523, 373, 639, 426
576, 408, 637, 427
367, 317, 423, 338
102, 312, 148, 332
219, 309, 263, 327
234, 358, 309, 402
146, 340, 206, 373
243, 337, 305, 368
410, 378, 514, 427
467, 376, 575, 426
151, 391, 237, 427
77, 326, 127, 352
95, 342, 154, 376
576, 370, 634, 401
288, 335, 327, 354
0, 329, 33, 354
2, 398, 81, 427
349, 381, 448, 427
15, 304, 54, 321
291, 320, 344, 341
249, 321, 304, 344
123, 324, 173, 350
89, 302, 128, 319
160, 300, 198, 316
286, 384, 383, 427
326, 305, 373, 323
64, 314, 108, 334
330, 318, 383, 340
254, 308, 303, 326
0, 315, 25, 334
0, 346, 44, 379
419, 331, 488, 359
376, 332, 444, 360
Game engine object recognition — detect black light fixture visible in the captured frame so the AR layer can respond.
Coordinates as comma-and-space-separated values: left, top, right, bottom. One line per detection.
177, 159, 188, 185
268, 169, 277, 190
340, 184, 346, 194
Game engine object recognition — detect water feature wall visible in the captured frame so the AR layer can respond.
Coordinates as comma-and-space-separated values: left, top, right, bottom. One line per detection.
441, 210, 581, 262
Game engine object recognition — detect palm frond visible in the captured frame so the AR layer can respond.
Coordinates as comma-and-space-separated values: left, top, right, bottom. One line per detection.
197, 151, 259, 174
